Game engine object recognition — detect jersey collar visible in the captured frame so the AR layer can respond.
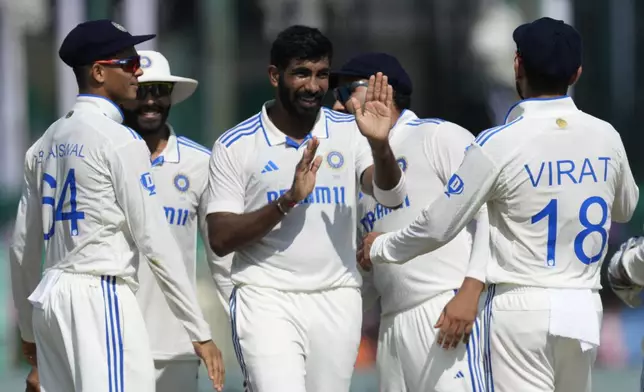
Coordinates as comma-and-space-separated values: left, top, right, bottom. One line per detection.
151, 124, 180, 166
390, 109, 417, 135
75, 94, 124, 123
260, 100, 329, 148
504, 95, 579, 124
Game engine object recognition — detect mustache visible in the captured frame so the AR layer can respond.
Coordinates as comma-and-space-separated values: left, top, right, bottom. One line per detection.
137, 104, 166, 114
295, 90, 324, 101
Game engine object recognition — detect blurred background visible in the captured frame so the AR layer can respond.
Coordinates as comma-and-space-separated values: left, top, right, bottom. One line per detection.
1, 0, 644, 390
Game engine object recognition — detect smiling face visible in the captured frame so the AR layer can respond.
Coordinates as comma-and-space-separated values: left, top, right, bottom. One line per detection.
121, 82, 173, 134
270, 57, 330, 119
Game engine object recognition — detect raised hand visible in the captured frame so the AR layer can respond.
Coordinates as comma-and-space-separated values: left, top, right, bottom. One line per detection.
193, 340, 225, 391
287, 137, 323, 202
349, 72, 394, 142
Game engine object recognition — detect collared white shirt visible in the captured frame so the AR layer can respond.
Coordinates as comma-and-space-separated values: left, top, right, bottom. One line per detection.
207, 102, 373, 291
9, 95, 211, 343
371, 96, 639, 290
136, 127, 233, 360
357, 110, 488, 315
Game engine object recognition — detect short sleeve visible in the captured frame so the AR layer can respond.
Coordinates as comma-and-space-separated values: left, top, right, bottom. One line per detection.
207, 141, 246, 215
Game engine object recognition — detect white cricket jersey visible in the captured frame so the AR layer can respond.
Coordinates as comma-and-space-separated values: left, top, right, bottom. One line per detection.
371, 96, 639, 290
136, 128, 233, 360
9, 95, 211, 343
207, 102, 374, 291
357, 110, 488, 316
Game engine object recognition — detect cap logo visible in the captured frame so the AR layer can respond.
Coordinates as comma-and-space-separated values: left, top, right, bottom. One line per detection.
111, 22, 128, 32
141, 56, 152, 68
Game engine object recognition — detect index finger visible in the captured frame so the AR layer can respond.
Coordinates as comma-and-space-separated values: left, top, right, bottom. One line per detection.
365, 75, 376, 105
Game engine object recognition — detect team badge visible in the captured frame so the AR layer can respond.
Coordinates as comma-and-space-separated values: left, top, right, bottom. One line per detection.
141, 56, 152, 68
444, 174, 464, 198
396, 157, 408, 172
111, 22, 128, 32
326, 151, 344, 169
140, 172, 156, 196
174, 174, 190, 193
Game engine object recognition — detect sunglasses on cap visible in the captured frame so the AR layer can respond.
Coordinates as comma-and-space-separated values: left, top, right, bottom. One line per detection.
95, 55, 141, 74
333, 80, 369, 105
136, 82, 175, 100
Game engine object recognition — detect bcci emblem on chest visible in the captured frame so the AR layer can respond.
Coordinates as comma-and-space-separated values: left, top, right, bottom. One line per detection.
174, 174, 190, 193
326, 151, 344, 170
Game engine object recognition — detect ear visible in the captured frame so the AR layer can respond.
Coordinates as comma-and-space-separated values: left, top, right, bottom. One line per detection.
91, 63, 106, 84
513, 53, 523, 80
268, 65, 279, 88
569, 66, 583, 86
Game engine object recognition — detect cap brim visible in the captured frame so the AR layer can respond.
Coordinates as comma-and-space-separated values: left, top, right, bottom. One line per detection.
137, 75, 199, 104
130, 34, 157, 47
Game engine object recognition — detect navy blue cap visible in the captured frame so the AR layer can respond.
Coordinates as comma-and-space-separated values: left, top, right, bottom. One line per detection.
331, 53, 412, 95
59, 20, 156, 67
513, 17, 582, 81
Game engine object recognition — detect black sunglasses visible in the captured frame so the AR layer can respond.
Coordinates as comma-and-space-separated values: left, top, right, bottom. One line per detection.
136, 82, 175, 100
333, 80, 369, 104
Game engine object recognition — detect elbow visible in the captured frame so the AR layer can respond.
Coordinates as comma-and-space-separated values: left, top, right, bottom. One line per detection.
209, 236, 232, 257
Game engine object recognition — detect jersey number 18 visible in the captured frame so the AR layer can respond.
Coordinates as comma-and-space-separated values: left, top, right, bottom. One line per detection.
531, 196, 608, 266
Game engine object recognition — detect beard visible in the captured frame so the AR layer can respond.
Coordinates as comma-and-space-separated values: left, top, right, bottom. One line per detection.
122, 104, 170, 135
277, 79, 324, 119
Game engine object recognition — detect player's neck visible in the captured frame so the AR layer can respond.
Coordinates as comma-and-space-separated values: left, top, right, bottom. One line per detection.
78, 87, 119, 105
142, 124, 171, 160
268, 101, 316, 141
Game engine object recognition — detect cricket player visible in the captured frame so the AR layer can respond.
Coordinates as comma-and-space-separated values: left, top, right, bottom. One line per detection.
607, 236, 644, 392
119, 50, 233, 392
358, 17, 639, 392
333, 52, 488, 392
206, 26, 406, 392
9, 20, 224, 392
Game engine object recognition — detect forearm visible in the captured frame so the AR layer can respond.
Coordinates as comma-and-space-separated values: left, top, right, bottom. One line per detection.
209, 193, 293, 256
145, 253, 212, 342
464, 207, 490, 283
370, 140, 401, 190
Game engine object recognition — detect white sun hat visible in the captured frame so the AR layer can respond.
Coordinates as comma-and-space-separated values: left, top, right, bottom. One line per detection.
137, 50, 198, 104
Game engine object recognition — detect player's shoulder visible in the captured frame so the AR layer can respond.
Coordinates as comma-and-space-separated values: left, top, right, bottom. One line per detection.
473, 115, 525, 149
216, 112, 263, 149
73, 107, 142, 145
175, 135, 211, 160
322, 107, 355, 124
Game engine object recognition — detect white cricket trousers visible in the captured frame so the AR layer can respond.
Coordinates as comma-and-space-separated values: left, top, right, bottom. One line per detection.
154, 359, 200, 392
230, 285, 362, 392
33, 273, 155, 392
377, 290, 487, 392
483, 284, 601, 392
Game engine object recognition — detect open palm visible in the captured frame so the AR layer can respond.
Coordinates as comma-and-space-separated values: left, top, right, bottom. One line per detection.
350, 72, 394, 142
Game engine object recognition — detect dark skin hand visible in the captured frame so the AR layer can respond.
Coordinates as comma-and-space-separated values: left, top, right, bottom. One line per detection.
207, 137, 323, 257
435, 277, 485, 349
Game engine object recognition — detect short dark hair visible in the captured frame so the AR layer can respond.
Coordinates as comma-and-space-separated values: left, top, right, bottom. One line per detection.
393, 91, 411, 110
523, 64, 570, 96
73, 66, 91, 90
270, 25, 333, 70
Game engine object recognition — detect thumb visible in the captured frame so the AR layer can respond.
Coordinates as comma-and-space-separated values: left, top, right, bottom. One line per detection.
347, 97, 362, 116
434, 310, 445, 328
